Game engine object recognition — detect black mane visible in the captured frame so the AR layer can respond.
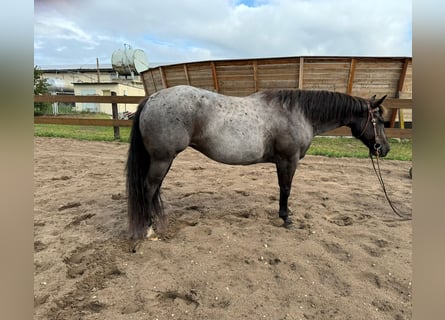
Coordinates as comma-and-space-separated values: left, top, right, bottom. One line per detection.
260, 89, 366, 123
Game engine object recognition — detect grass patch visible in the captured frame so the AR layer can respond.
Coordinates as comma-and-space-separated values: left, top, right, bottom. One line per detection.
34, 124, 131, 142
34, 124, 412, 161
308, 137, 411, 161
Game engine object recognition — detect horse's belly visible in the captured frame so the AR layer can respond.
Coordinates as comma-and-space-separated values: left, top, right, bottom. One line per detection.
192, 128, 267, 165
191, 98, 274, 165
213, 140, 265, 165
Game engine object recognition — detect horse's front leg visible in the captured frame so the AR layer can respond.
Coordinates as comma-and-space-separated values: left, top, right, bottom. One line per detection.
275, 157, 297, 228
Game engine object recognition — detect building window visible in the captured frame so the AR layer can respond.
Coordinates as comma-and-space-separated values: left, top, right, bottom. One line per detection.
81, 89, 98, 112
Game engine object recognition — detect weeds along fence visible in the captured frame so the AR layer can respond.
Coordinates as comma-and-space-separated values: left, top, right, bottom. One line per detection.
34, 93, 412, 140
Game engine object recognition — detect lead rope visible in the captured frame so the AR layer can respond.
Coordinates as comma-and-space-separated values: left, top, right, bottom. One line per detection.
370, 153, 411, 220
368, 109, 412, 220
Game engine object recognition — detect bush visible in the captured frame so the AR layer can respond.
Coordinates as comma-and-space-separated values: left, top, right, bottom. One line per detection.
34, 66, 51, 115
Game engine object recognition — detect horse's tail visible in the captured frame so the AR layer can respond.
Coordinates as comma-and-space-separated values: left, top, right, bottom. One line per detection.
126, 97, 161, 239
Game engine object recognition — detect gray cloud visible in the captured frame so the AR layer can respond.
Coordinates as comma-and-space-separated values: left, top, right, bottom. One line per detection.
34, 0, 412, 67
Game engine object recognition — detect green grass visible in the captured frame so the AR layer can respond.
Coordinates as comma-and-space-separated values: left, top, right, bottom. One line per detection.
34, 124, 131, 142
34, 124, 412, 161
308, 137, 411, 161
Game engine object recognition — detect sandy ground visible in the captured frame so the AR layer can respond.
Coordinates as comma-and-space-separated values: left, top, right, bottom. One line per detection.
34, 137, 412, 320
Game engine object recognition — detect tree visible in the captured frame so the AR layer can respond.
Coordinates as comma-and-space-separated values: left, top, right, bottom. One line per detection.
34, 66, 50, 115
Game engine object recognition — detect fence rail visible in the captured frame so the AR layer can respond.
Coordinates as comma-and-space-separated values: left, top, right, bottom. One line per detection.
34, 117, 133, 127
34, 94, 412, 139
34, 95, 145, 104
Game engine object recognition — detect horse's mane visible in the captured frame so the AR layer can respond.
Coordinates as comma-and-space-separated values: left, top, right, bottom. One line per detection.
260, 89, 366, 123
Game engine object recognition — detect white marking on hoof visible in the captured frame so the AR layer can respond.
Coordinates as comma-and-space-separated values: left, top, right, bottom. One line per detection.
146, 226, 159, 241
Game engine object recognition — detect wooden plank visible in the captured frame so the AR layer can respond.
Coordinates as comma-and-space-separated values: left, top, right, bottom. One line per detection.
221, 89, 255, 97
149, 70, 159, 92
141, 73, 150, 94
217, 73, 255, 81
256, 65, 298, 71
390, 58, 411, 127
253, 60, 259, 92
256, 58, 304, 66
184, 64, 191, 85
159, 67, 168, 88
304, 85, 348, 93
389, 111, 398, 129
352, 73, 404, 81
215, 59, 256, 67
34, 117, 133, 127
383, 98, 412, 109
303, 73, 350, 80
219, 83, 255, 91
181, 64, 215, 91
216, 70, 255, 77
216, 63, 255, 70
211, 62, 220, 92
301, 64, 351, 71
298, 57, 304, 89
187, 64, 213, 72
162, 66, 189, 86
302, 57, 353, 63
353, 61, 405, 68
347, 58, 356, 95
34, 95, 145, 103
111, 91, 120, 139
401, 61, 412, 95
258, 80, 299, 88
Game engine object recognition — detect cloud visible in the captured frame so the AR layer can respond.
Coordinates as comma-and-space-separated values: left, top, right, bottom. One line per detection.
34, 0, 412, 66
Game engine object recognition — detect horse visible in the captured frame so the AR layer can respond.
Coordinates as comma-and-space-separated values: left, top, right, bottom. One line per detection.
126, 85, 389, 240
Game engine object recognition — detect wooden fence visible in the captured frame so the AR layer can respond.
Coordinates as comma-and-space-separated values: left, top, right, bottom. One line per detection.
34, 93, 412, 139
34, 93, 143, 139
141, 56, 413, 128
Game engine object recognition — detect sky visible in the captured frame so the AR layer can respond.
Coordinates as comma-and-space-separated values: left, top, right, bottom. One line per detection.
34, 0, 412, 68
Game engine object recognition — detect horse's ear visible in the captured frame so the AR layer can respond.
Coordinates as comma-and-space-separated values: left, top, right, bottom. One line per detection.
370, 95, 377, 101
372, 95, 387, 107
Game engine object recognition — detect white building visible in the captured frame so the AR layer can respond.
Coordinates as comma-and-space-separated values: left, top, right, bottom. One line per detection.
40, 63, 146, 115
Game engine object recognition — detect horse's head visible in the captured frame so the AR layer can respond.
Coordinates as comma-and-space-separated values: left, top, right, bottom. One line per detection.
351, 95, 390, 157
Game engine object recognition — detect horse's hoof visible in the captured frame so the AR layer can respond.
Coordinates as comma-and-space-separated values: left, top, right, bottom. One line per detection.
282, 219, 293, 229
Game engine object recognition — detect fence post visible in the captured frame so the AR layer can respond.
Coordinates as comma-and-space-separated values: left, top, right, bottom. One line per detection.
111, 91, 120, 140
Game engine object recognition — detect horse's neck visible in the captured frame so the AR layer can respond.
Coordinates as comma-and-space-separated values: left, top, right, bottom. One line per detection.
310, 118, 349, 136
304, 100, 361, 136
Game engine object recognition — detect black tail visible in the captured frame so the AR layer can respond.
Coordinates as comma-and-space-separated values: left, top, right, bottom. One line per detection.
126, 97, 163, 239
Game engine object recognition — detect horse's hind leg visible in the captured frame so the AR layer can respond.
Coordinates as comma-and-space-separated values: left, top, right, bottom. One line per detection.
146, 155, 175, 236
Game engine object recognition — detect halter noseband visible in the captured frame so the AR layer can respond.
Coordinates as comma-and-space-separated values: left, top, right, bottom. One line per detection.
358, 102, 382, 154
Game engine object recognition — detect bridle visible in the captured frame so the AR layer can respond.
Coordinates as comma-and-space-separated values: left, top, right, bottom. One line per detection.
360, 102, 412, 220
357, 102, 382, 154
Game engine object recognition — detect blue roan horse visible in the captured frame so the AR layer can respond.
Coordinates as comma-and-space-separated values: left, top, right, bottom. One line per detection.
126, 85, 389, 240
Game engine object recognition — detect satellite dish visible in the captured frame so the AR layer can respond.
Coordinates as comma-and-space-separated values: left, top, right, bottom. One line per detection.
133, 50, 149, 74
111, 45, 149, 75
